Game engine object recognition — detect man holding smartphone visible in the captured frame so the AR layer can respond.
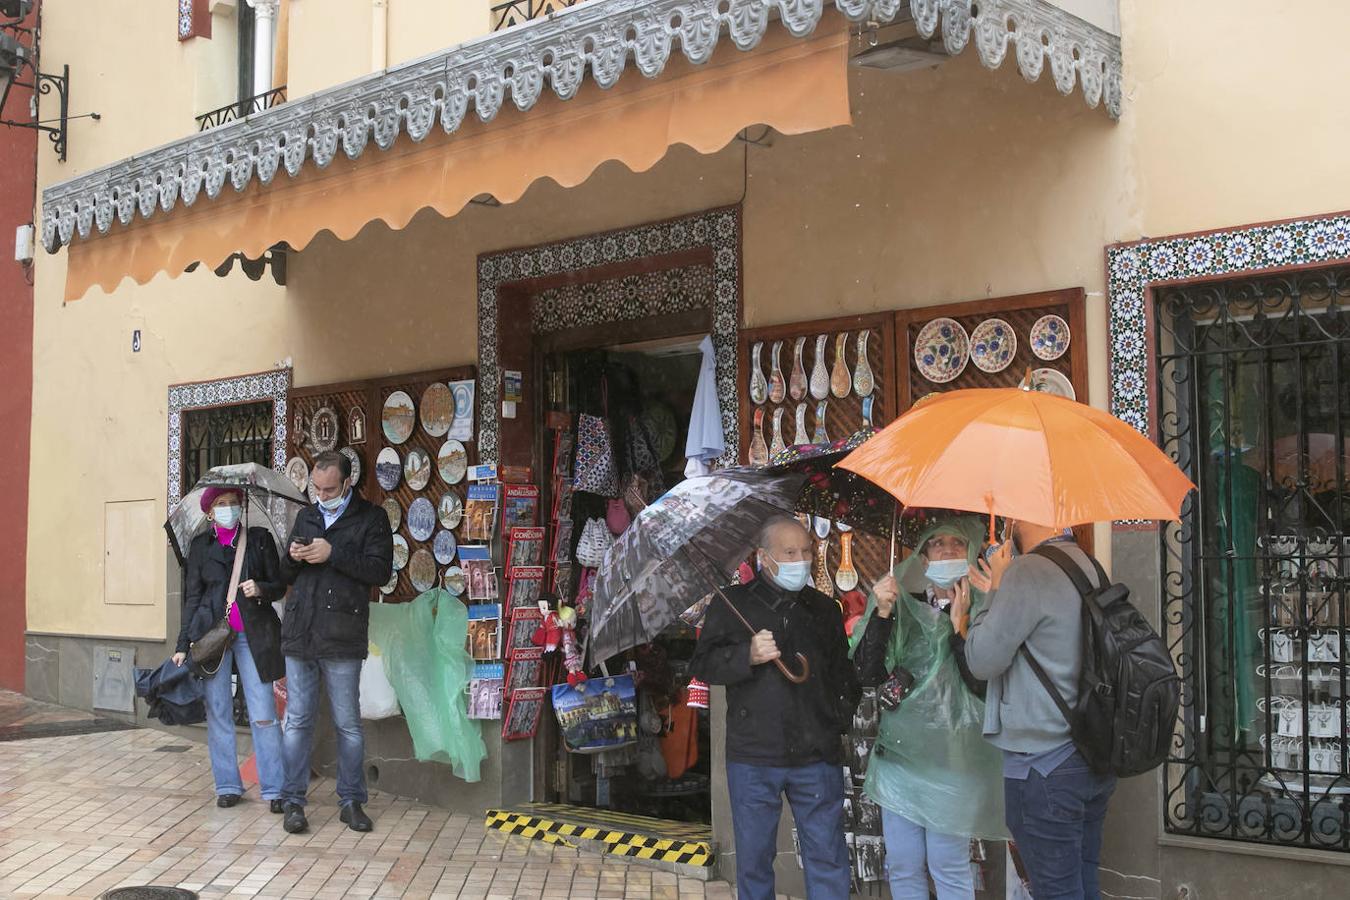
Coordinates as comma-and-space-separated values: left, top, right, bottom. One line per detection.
277, 451, 393, 834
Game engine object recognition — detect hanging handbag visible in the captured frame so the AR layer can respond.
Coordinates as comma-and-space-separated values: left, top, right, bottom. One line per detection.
189, 527, 247, 678
605, 498, 631, 536
573, 413, 621, 497
575, 518, 613, 568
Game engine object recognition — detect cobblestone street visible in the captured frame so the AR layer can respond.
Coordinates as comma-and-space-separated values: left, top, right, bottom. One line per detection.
0, 692, 742, 899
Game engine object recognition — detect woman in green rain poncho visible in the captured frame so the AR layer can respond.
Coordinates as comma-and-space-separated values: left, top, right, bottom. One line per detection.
849, 515, 1007, 900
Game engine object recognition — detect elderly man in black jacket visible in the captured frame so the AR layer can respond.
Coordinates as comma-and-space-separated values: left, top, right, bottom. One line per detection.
277, 451, 393, 834
690, 515, 860, 900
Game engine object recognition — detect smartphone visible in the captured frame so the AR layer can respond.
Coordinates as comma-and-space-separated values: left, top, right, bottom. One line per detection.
294, 535, 314, 546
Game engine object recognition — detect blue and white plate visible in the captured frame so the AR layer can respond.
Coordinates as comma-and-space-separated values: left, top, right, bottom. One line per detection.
914, 317, 970, 384
1030, 314, 1070, 361
970, 318, 1016, 374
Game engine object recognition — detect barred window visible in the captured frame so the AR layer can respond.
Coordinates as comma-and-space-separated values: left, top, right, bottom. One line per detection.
181, 400, 275, 496
1157, 265, 1350, 850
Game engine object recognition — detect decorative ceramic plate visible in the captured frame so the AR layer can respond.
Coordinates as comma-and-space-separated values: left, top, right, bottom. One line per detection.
913, 317, 970, 384
409, 548, 437, 592
1030, 314, 1071, 361
285, 457, 309, 493
438, 491, 464, 530
307, 482, 319, 504
379, 571, 399, 595
382, 390, 416, 445
406, 496, 436, 541
404, 447, 432, 491
375, 447, 401, 491
443, 565, 466, 597
420, 382, 454, 438
308, 406, 340, 452
433, 529, 458, 565
970, 318, 1017, 374
382, 498, 402, 532
391, 534, 410, 571
438, 439, 468, 484
339, 447, 362, 485
641, 404, 679, 462
1031, 367, 1076, 401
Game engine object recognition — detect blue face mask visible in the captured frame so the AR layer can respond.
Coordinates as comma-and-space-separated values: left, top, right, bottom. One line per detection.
766, 557, 811, 592
925, 557, 970, 588
213, 505, 241, 530
318, 488, 348, 513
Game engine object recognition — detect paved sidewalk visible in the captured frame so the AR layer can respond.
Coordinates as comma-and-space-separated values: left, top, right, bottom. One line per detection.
0, 691, 743, 899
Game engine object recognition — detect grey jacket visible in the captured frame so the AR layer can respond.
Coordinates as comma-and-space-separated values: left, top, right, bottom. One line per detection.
963, 542, 1100, 754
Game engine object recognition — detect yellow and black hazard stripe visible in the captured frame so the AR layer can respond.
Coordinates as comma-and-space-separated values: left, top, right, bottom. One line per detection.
485, 807, 715, 867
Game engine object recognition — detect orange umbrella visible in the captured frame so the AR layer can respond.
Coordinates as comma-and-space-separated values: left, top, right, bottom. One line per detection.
837, 387, 1194, 540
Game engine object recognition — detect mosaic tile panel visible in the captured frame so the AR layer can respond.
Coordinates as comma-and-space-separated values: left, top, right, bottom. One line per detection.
531, 264, 713, 335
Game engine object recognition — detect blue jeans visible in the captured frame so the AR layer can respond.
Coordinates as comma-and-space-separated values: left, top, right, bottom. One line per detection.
202, 631, 284, 799
726, 761, 850, 900
1005, 752, 1116, 900
281, 656, 366, 808
880, 808, 973, 900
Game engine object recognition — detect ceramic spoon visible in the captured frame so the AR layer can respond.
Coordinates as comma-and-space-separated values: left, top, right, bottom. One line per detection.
769, 340, 787, 404
830, 333, 851, 399
749, 342, 768, 406
835, 531, 859, 592
853, 330, 875, 397
749, 408, 770, 466
789, 337, 808, 401
793, 402, 809, 446
813, 516, 831, 540
814, 539, 834, 597
810, 334, 830, 400
769, 407, 787, 457
861, 396, 875, 429
813, 401, 829, 444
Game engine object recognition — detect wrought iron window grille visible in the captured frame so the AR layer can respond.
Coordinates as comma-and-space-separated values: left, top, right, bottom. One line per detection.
490, 0, 585, 32
181, 400, 275, 496
1157, 264, 1350, 851
195, 86, 286, 132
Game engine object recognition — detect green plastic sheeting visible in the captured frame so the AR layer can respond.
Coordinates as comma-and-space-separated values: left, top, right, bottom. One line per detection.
369, 589, 487, 782
849, 516, 1008, 840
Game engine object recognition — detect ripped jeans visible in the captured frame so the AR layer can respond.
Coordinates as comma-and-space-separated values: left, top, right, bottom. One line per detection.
203, 631, 284, 799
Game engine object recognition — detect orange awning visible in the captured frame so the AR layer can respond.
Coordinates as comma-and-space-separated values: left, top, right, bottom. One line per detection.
64, 17, 850, 301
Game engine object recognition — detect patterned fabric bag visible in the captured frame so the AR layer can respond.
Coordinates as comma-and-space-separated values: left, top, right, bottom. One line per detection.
573, 413, 621, 497
575, 518, 614, 568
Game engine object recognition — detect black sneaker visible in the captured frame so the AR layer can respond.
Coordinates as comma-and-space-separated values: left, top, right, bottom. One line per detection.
269, 799, 286, 814
216, 794, 241, 808
339, 802, 373, 832
282, 803, 309, 834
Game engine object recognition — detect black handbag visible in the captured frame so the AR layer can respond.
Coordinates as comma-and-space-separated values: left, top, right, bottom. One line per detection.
189, 527, 247, 678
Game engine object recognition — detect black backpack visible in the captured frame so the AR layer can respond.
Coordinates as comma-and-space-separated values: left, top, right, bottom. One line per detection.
1018, 544, 1180, 778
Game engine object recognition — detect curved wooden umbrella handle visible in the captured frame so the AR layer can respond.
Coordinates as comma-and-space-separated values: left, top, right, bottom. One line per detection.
775, 652, 810, 684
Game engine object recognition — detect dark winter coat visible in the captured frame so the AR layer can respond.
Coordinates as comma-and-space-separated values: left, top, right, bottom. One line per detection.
279, 493, 393, 661
175, 526, 286, 683
690, 576, 861, 767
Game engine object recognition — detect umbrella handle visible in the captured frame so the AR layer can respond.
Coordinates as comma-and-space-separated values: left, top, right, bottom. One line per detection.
710, 583, 812, 685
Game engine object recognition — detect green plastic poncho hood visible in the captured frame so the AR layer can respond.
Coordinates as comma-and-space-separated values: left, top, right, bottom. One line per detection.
849, 515, 1008, 840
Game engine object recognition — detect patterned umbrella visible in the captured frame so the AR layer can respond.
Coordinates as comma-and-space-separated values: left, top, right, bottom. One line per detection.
587, 467, 809, 681
165, 462, 309, 565
765, 429, 896, 537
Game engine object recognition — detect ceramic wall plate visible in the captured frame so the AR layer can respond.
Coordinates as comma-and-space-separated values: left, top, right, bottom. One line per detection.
339, 447, 362, 485
1030, 314, 1071, 361
407, 496, 436, 541
285, 457, 309, 493
404, 447, 432, 491
382, 498, 402, 532
443, 565, 466, 597
308, 406, 340, 452
433, 529, 458, 565
438, 439, 468, 484
1031, 367, 1076, 401
420, 382, 454, 438
379, 571, 399, 595
914, 317, 970, 384
970, 318, 1017, 373
438, 491, 464, 530
392, 534, 410, 571
307, 481, 319, 504
382, 390, 416, 445
347, 406, 367, 445
376, 447, 402, 491
409, 548, 437, 592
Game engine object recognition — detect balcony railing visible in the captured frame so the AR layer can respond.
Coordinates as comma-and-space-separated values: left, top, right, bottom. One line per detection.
491, 0, 585, 32
195, 86, 288, 132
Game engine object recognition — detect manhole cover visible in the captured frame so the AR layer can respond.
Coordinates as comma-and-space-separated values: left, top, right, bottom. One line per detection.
102, 888, 199, 900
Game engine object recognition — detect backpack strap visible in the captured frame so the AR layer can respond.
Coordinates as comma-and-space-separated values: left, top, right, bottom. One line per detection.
1017, 542, 1107, 728
1019, 644, 1075, 725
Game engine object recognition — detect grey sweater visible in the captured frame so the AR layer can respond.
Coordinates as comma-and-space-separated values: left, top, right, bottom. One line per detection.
963, 542, 1100, 754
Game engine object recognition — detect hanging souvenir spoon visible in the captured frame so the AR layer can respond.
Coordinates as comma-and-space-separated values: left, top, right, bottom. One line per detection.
835, 531, 859, 592
789, 337, 808, 401
814, 539, 834, 597
853, 329, 875, 397
813, 400, 829, 445
769, 340, 787, 404
749, 342, 768, 406
830, 333, 851, 399
813, 516, 831, 540
861, 395, 875, 429
793, 402, 809, 446
749, 408, 770, 466
769, 407, 787, 457
809, 334, 830, 401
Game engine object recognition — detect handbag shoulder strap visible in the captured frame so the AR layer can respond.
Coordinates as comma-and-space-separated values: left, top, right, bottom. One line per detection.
225, 526, 249, 614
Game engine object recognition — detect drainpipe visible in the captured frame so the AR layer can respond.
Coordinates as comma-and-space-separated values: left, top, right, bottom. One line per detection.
371, 0, 388, 71
247, 0, 279, 95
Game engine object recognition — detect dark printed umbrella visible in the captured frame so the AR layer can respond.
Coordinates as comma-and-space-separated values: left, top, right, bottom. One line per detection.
766, 429, 896, 537
588, 467, 810, 682
165, 462, 309, 564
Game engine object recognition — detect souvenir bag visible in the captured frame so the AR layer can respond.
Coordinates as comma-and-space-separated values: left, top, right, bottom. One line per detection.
573, 414, 621, 497
189, 527, 247, 677
551, 675, 638, 754
575, 518, 614, 568
605, 498, 631, 536
622, 473, 649, 519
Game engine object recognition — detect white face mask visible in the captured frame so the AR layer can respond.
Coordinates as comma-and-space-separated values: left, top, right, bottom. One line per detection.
213, 505, 241, 530
318, 482, 350, 512
765, 555, 811, 592
924, 557, 970, 588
